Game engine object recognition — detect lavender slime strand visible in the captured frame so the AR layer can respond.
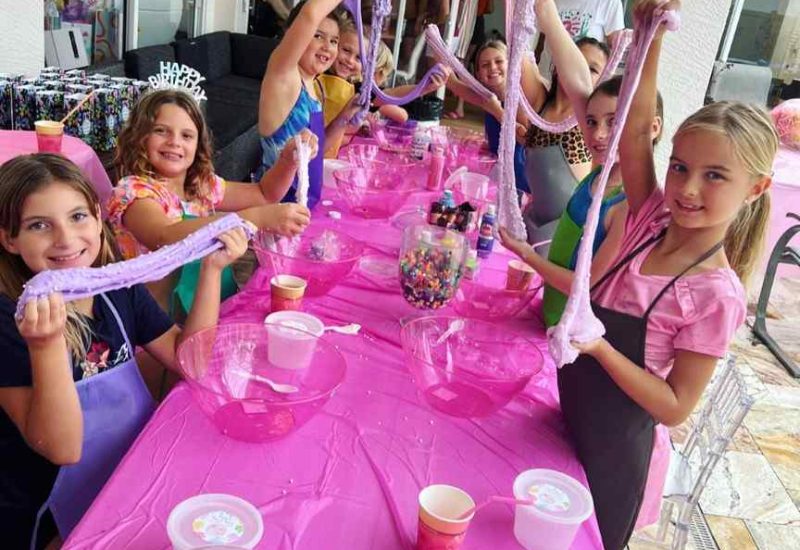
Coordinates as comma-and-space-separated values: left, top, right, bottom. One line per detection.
340, 0, 446, 116
517, 30, 634, 134
294, 134, 312, 207
425, 25, 494, 101
548, 11, 679, 367
16, 214, 255, 319
496, 0, 535, 239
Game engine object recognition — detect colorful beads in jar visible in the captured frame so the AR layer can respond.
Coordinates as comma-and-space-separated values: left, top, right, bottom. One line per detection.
399, 225, 467, 309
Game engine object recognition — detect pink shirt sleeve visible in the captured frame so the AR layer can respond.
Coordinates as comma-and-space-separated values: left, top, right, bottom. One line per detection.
107, 176, 173, 228
207, 174, 226, 208
674, 284, 746, 358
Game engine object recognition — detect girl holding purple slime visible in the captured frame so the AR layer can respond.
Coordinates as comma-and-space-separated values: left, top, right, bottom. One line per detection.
256, 0, 358, 207
501, 2, 776, 547
0, 154, 248, 548
109, 90, 314, 313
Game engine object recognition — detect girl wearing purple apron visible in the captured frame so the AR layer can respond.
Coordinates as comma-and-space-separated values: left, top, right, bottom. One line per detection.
500, 3, 776, 546
0, 155, 248, 548
257, 0, 358, 208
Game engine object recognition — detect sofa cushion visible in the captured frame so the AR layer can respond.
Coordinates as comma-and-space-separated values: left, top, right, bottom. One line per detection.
204, 97, 258, 151
213, 125, 262, 182
203, 75, 262, 105
174, 31, 232, 81
124, 44, 175, 80
230, 33, 279, 80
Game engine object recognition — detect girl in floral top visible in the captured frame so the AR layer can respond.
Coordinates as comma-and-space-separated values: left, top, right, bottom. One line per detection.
109, 90, 317, 311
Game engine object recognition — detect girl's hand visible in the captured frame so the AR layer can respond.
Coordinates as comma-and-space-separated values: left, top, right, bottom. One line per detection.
204, 228, 249, 271
498, 227, 531, 260
429, 66, 452, 91
259, 203, 311, 237
571, 337, 609, 358
279, 129, 319, 168
515, 123, 529, 145
634, 0, 681, 38
17, 294, 67, 349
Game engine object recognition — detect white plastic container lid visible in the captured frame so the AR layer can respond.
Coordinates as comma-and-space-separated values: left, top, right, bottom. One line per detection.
264, 311, 324, 338
513, 469, 594, 524
167, 493, 264, 550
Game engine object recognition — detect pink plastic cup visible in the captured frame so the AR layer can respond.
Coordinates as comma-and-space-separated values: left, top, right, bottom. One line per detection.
417, 485, 475, 550
34, 120, 64, 153
512, 469, 594, 550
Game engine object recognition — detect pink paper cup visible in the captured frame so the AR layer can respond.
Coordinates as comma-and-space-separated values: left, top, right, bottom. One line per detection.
505, 259, 536, 291
270, 274, 307, 312
417, 485, 475, 550
34, 120, 64, 153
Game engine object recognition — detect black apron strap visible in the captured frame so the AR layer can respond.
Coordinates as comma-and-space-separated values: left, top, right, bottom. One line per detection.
590, 229, 667, 294
643, 239, 725, 318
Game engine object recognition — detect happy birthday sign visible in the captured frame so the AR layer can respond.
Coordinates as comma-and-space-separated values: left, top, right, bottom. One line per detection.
148, 61, 207, 103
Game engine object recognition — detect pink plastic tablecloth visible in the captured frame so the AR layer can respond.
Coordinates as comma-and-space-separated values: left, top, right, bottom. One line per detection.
0, 130, 113, 215
766, 146, 800, 277
64, 147, 602, 550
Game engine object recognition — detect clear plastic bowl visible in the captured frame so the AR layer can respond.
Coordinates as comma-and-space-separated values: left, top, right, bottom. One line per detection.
177, 323, 346, 442
453, 264, 543, 319
333, 166, 414, 219
400, 316, 543, 417
252, 225, 364, 297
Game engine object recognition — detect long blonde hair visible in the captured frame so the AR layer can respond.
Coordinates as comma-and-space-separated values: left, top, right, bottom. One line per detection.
0, 154, 116, 359
674, 101, 778, 288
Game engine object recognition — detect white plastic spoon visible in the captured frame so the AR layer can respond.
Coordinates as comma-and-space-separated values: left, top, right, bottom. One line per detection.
323, 323, 361, 335
235, 370, 299, 394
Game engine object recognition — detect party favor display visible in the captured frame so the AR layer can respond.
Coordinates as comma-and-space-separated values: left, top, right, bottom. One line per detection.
35, 89, 66, 122
91, 87, 120, 151
13, 84, 41, 130
64, 92, 94, 146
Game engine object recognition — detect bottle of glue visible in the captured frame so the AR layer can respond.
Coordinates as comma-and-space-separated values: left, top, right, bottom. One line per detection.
426, 145, 445, 191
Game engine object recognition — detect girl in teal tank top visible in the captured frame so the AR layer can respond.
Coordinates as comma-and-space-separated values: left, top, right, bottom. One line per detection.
541, 78, 665, 326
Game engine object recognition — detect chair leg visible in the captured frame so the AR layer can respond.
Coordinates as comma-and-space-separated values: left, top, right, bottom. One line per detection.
752, 222, 800, 378
656, 500, 674, 542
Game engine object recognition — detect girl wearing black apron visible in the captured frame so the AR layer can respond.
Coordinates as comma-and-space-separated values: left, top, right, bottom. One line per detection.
558, 229, 723, 550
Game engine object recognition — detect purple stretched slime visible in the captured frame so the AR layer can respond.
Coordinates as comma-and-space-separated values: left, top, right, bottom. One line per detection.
16, 214, 255, 319
341, 0, 447, 123
548, 11, 680, 367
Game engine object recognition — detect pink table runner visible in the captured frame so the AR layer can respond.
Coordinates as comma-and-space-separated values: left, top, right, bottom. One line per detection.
64, 145, 602, 549
0, 130, 113, 216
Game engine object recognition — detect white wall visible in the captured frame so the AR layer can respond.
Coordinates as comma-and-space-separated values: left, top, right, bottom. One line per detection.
0, 0, 44, 76
208, 0, 238, 33
655, 0, 733, 178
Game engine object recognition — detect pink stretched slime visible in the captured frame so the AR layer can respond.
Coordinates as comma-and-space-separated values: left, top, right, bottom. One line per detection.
549, 10, 680, 367
496, 0, 535, 239
15, 214, 254, 318
517, 30, 634, 134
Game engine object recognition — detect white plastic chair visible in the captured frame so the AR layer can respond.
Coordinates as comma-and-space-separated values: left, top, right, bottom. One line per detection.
636, 354, 754, 550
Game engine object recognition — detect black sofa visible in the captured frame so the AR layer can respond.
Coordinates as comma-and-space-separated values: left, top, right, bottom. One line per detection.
125, 31, 278, 182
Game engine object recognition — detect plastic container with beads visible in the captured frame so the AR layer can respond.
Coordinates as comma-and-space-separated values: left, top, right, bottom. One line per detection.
399, 224, 467, 309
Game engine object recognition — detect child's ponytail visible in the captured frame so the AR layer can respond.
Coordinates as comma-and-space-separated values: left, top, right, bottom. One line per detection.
724, 191, 770, 288
674, 101, 779, 288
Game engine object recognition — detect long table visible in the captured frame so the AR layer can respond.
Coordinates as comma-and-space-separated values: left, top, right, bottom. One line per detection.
0, 130, 113, 216
64, 149, 602, 549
